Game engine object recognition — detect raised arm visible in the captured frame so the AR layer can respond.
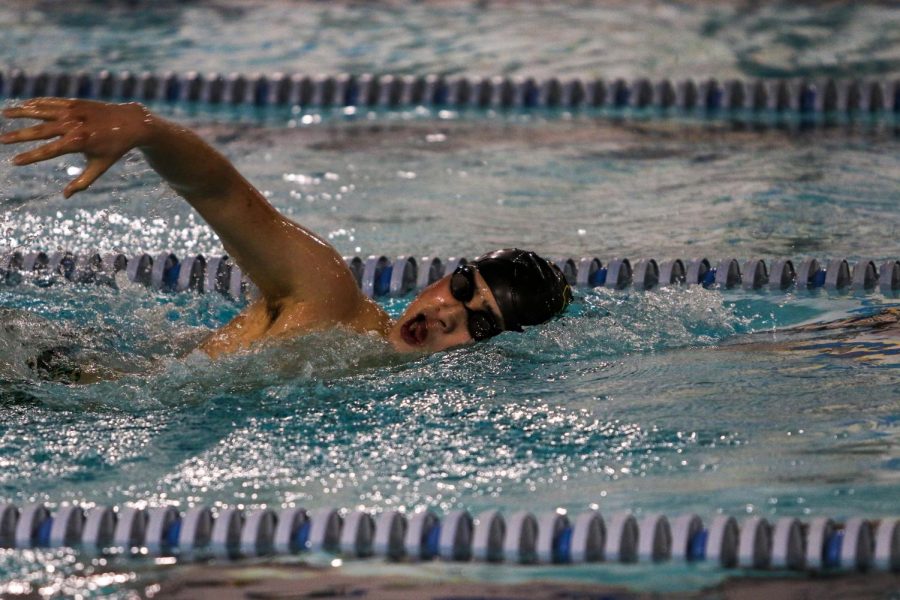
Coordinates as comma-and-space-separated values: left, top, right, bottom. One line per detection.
1, 98, 362, 314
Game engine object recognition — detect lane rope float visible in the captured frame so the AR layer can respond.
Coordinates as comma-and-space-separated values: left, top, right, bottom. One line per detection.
1, 250, 897, 300
0, 501, 897, 575
1, 69, 899, 118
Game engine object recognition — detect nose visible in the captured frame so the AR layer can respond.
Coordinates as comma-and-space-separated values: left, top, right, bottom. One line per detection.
428, 303, 466, 334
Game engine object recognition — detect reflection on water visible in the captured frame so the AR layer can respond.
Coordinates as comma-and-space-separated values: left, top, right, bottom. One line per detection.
0, 1, 899, 593
0, 282, 898, 592
0, 283, 897, 515
0, 95, 899, 594
1, 113, 899, 262
2, 1, 900, 80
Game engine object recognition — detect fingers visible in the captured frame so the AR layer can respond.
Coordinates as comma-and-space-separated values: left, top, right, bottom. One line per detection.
64, 157, 115, 198
0, 121, 65, 144
11, 134, 82, 166
2, 98, 74, 121
2, 106, 64, 121
20, 98, 75, 108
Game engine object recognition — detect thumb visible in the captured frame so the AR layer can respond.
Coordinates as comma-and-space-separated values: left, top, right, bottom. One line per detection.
63, 156, 116, 198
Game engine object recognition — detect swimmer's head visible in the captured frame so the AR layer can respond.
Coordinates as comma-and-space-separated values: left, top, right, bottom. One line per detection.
388, 248, 572, 352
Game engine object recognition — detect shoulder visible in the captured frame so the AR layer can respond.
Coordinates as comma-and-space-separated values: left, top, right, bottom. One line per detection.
269, 292, 391, 337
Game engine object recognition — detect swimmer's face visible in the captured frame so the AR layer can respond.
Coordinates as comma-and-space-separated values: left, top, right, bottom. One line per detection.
387, 270, 505, 353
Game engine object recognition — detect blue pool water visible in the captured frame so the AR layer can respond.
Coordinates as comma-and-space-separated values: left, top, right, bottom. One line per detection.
1, 1, 900, 597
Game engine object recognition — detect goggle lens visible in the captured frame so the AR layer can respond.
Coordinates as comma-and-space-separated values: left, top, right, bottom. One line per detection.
468, 311, 500, 341
450, 265, 476, 303
450, 265, 503, 341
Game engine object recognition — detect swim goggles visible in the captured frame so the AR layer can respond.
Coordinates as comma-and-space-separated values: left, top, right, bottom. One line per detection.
449, 264, 505, 341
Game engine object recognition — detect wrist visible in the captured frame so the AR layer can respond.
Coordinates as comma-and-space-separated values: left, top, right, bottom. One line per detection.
126, 103, 161, 148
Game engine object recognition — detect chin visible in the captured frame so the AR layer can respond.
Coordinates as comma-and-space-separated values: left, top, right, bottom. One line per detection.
390, 336, 428, 353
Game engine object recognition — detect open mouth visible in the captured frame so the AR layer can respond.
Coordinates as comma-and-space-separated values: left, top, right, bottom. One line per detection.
400, 313, 428, 347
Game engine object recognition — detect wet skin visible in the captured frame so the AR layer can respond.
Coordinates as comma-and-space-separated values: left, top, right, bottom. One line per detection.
719, 308, 900, 365
386, 268, 505, 353
1, 98, 503, 357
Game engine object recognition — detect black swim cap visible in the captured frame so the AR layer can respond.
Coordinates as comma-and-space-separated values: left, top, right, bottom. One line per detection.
471, 248, 572, 332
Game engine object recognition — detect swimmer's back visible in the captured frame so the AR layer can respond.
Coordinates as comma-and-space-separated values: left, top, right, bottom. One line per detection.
722, 307, 900, 366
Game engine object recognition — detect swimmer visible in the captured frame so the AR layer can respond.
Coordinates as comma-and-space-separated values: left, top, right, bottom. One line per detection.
1, 99, 571, 358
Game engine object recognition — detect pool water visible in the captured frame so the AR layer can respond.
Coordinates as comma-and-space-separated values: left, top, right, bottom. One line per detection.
3, 1, 900, 81
1, 1, 900, 597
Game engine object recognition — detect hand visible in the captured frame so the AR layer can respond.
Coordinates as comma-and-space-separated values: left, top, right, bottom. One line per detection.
1, 98, 152, 198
